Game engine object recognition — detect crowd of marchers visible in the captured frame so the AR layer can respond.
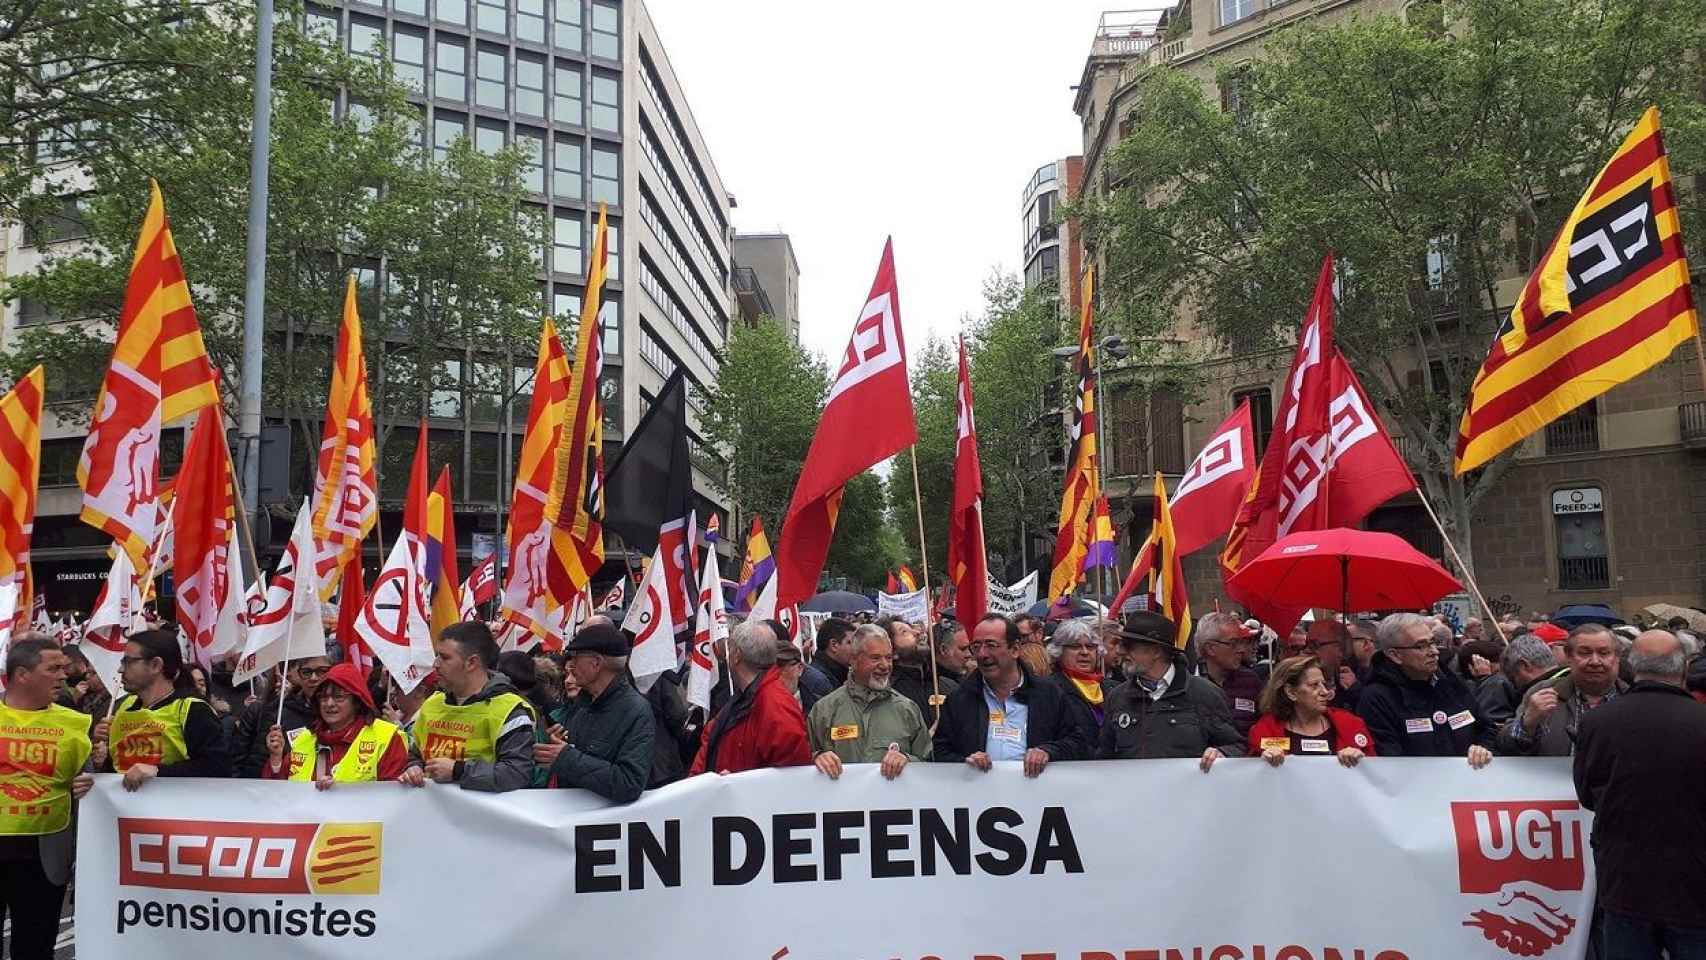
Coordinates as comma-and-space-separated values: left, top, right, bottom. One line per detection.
2, 603, 1705, 960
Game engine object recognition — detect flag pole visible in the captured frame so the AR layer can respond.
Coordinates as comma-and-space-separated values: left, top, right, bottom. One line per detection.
1412, 486, 1508, 644
905, 445, 942, 721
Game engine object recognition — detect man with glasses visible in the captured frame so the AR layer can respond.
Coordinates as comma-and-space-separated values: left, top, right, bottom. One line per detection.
90, 629, 230, 789
934, 614, 1090, 777
231, 652, 332, 778
1306, 620, 1361, 711
1355, 613, 1494, 766
1195, 612, 1263, 739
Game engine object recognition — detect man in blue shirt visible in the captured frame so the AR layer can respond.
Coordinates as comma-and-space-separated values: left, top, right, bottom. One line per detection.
933, 613, 1090, 776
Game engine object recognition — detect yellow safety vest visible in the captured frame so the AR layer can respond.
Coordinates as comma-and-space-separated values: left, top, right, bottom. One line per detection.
286, 720, 401, 783
0, 702, 92, 835
413, 692, 533, 763
108, 695, 199, 772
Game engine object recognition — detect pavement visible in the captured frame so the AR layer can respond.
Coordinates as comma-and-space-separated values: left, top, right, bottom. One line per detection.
3, 895, 77, 958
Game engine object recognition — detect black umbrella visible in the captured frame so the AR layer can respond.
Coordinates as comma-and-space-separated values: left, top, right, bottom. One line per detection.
1551, 603, 1624, 628
801, 590, 877, 614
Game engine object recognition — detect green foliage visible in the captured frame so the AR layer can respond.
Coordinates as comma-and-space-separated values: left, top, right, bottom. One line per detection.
897, 336, 956, 573
823, 471, 903, 589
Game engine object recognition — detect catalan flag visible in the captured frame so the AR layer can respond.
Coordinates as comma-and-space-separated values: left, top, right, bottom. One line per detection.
1455, 107, 1700, 473
1082, 494, 1117, 572
0, 368, 44, 623
311, 274, 378, 595
1112, 473, 1191, 647
1049, 265, 1100, 601
78, 181, 219, 571
733, 516, 774, 613
551, 205, 608, 595
500, 318, 573, 648
425, 466, 462, 640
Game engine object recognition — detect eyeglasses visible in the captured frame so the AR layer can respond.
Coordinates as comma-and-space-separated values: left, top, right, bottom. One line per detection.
967, 640, 1008, 652
1391, 640, 1439, 652
118, 655, 153, 667
296, 666, 331, 679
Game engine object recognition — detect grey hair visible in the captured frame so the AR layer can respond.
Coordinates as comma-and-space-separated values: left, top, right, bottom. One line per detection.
728, 620, 778, 669
1196, 612, 1243, 644
1430, 620, 1454, 644
1630, 631, 1686, 679
1500, 635, 1554, 679
604, 655, 629, 673
1047, 619, 1096, 661
850, 623, 891, 656
1377, 613, 1433, 653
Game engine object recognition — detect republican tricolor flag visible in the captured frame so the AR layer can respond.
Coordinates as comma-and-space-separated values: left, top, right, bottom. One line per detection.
733, 517, 773, 613
425, 466, 462, 641
1081, 495, 1116, 573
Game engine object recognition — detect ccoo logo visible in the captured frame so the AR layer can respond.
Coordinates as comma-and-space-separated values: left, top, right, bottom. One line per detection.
118, 818, 383, 896
1451, 801, 1587, 957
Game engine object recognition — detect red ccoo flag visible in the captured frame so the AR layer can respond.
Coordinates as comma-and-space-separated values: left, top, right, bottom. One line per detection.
171, 401, 240, 666
466, 553, 498, 606
775, 239, 917, 606
1170, 399, 1257, 558
948, 336, 988, 628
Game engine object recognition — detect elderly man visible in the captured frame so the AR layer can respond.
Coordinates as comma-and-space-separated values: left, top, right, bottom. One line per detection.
809, 624, 931, 781
1305, 620, 1360, 711
532, 623, 654, 802
774, 639, 806, 700
934, 614, 1089, 776
1355, 612, 1493, 766
933, 621, 971, 690
1478, 634, 1564, 730
408, 621, 536, 792
1045, 619, 1114, 733
689, 620, 810, 776
1462, 618, 1485, 642
1574, 631, 1706, 960
1195, 612, 1263, 738
1095, 618, 1126, 683
1100, 611, 1243, 768
1498, 624, 1626, 757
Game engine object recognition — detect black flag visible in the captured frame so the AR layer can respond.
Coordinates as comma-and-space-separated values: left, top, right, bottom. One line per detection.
604, 369, 693, 556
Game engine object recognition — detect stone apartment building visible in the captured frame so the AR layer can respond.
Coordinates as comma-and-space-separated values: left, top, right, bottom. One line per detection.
1072, 1, 1706, 617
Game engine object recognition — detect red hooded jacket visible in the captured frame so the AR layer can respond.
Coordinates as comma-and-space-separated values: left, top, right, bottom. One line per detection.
688, 668, 811, 776
1246, 708, 1377, 757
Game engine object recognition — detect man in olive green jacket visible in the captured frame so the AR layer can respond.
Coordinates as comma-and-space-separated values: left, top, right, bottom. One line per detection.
807, 625, 932, 780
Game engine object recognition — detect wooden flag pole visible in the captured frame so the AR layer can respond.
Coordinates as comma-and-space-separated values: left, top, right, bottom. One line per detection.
906, 445, 942, 722
1413, 486, 1508, 645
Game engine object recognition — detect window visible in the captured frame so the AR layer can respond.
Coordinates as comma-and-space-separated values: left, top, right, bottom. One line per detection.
476, 0, 506, 34
553, 135, 582, 198
1426, 235, 1455, 291
1232, 387, 1273, 456
39, 438, 83, 487
346, 100, 376, 132
515, 55, 545, 115
393, 28, 426, 90
349, 17, 383, 59
517, 0, 545, 41
1545, 399, 1599, 455
1553, 487, 1609, 590
599, 295, 621, 353
431, 359, 464, 418
554, 0, 582, 50
433, 112, 465, 163
1220, 0, 1258, 26
603, 221, 620, 280
553, 285, 581, 322
435, 39, 466, 100
475, 119, 505, 155
1151, 388, 1185, 473
476, 48, 506, 109
1219, 66, 1252, 125
435, 0, 466, 26
590, 70, 619, 131
306, 7, 339, 44
590, 0, 619, 59
17, 297, 58, 327
25, 194, 88, 246
590, 142, 619, 205
470, 432, 501, 501
469, 361, 505, 421
394, 0, 427, 15
516, 129, 545, 192
554, 63, 583, 125
554, 212, 582, 274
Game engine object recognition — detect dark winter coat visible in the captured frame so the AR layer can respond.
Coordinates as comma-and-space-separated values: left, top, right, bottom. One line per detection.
550, 675, 654, 803
231, 690, 315, 778
1355, 652, 1494, 757
933, 662, 1092, 763
1098, 665, 1244, 760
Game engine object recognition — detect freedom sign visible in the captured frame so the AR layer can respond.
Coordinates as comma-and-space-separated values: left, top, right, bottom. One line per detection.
76, 759, 1594, 960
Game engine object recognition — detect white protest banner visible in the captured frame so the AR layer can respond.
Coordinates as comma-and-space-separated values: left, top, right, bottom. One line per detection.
876, 587, 926, 621
987, 569, 1039, 616
77, 759, 1592, 960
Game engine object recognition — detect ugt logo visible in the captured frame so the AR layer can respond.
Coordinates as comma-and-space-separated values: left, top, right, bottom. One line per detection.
1452, 801, 1588, 957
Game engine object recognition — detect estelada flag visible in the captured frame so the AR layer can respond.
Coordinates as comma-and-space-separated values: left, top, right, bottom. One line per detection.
1049, 266, 1100, 601
1455, 107, 1700, 473
1110, 473, 1192, 648
425, 466, 462, 641
949, 336, 989, 628
311, 274, 378, 595
501, 318, 572, 644
1170, 399, 1256, 558
551, 205, 610, 593
79, 181, 219, 571
171, 401, 241, 666
775, 238, 917, 606
0, 369, 43, 619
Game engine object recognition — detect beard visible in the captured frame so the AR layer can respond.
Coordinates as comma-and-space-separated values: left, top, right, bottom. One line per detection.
866, 674, 891, 691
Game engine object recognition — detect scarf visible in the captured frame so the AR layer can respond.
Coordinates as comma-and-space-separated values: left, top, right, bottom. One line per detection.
701, 671, 762, 773
1060, 665, 1105, 706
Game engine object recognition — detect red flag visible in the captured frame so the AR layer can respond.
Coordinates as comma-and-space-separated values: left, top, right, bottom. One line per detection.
1320, 351, 1418, 527
170, 402, 238, 665
948, 336, 989, 628
776, 239, 917, 606
886, 571, 899, 594
1170, 400, 1257, 558
466, 553, 498, 605
337, 554, 371, 680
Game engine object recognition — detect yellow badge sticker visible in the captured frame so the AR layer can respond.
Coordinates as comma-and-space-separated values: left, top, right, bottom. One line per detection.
1260, 737, 1291, 751
830, 724, 860, 741
988, 710, 1005, 726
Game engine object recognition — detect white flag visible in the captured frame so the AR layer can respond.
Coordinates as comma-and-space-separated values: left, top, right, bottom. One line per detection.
623, 547, 677, 689
82, 548, 146, 700
204, 520, 249, 665
355, 533, 436, 694
686, 544, 727, 712
233, 501, 327, 685
0, 577, 22, 691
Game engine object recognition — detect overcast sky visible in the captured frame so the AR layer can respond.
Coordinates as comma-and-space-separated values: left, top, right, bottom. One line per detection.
644, 0, 1128, 365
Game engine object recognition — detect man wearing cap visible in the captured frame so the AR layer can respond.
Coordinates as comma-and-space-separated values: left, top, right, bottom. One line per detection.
934, 614, 1090, 776
688, 620, 809, 776
533, 623, 654, 802
1100, 611, 1244, 768
405, 621, 536, 792
809, 624, 931, 781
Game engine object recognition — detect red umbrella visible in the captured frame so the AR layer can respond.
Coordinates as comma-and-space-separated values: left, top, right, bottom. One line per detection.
1227, 528, 1463, 618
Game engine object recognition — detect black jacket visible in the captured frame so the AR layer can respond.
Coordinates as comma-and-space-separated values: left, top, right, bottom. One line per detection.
1573, 682, 1706, 926
932, 662, 1091, 763
891, 657, 950, 725
642, 667, 697, 787
232, 690, 315, 778
551, 676, 655, 803
1355, 652, 1494, 757
799, 650, 848, 716
1098, 664, 1244, 760
1046, 671, 1116, 734
1201, 664, 1265, 740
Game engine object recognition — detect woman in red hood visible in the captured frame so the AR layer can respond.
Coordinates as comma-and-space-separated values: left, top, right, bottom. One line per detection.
264, 663, 416, 789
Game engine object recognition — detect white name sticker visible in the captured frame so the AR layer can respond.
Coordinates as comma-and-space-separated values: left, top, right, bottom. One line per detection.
1447, 710, 1476, 730
1299, 738, 1331, 754
1234, 698, 1256, 714
1405, 717, 1433, 734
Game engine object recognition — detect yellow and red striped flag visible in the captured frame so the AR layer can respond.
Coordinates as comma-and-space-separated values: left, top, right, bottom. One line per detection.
78, 180, 220, 570
1112, 472, 1192, 647
1455, 107, 1700, 473
311, 274, 378, 595
499, 318, 573, 647
0, 368, 45, 627
551, 205, 608, 593
1049, 265, 1100, 601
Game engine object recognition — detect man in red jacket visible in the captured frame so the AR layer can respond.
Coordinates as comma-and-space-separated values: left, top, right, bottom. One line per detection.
689, 620, 812, 776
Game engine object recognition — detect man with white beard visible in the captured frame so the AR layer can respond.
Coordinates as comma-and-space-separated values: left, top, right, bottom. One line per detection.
807, 624, 931, 780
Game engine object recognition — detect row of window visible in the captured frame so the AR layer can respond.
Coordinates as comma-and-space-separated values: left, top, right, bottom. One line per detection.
637, 116, 726, 284
636, 255, 721, 374
636, 45, 727, 239
331, 0, 616, 60
638, 189, 726, 339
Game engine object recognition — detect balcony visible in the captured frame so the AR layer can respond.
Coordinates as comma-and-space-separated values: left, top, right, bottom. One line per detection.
1545, 401, 1599, 456
1681, 400, 1706, 450
1558, 556, 1610, 591
1091, 8, 1168, 58
730, 266, 774, 326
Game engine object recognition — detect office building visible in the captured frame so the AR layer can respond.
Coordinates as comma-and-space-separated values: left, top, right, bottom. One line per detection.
731, 232, 799, 341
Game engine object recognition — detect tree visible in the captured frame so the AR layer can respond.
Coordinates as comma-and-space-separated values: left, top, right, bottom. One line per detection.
1072, 0, 1706, 575
823, 471, 903, 589
896, 335, 956, 573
